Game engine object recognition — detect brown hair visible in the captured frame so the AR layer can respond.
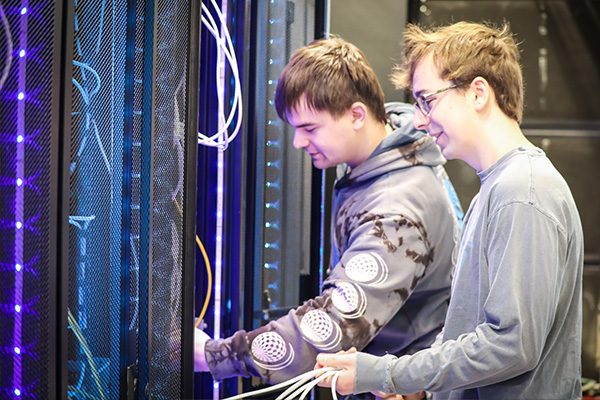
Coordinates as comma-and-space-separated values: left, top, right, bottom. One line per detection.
275, 36, 387, 124
392, 21, 524, 124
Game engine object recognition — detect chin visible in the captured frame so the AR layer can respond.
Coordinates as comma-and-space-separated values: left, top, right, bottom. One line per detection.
440, 146, 454, 160
312, 159, 334, 170
312, 161, 327, 170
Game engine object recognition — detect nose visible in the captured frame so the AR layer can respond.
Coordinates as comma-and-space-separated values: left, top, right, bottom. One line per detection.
413, 108, 430, 131
292, 130, 309, 149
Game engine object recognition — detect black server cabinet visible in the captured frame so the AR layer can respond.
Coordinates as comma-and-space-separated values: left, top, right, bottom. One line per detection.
0, 0, 199, 398
194, 0, 328, 398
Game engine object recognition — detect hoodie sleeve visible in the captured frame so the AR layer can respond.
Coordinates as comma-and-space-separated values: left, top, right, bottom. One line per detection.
203, 208, 437, 384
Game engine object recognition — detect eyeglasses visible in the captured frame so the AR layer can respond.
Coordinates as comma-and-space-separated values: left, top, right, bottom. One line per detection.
414, 83, 461, 116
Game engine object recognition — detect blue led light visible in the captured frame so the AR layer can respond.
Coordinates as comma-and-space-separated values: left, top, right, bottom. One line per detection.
16, 178, 23, 186
266, 201, 279, 209
15, 264, 22, 272
15, 305, 21, 312
16, 222, 22, 229
17, 92, 25, 100
17, 135, 24, 143
14, 389, 21, 396
20, 7, 27, 15
19, 50, 26, 57
14, 347, 21, 354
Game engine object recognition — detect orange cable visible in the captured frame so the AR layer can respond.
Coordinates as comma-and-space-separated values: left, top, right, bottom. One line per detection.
195, 235, 212, 328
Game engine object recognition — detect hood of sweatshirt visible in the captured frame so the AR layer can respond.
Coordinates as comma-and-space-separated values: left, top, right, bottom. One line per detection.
335, 102, 447, 189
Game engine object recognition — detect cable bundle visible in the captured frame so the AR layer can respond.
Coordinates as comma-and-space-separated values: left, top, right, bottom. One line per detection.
199, 0, 243, 149
222, 367, 343, 400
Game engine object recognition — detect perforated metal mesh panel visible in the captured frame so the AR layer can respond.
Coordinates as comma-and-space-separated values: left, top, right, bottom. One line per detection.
129, 0, 147, 370
68, 0, 127, 398
0, 1, 55, 398
147, 1, 190, 398
1, 0, 194, 398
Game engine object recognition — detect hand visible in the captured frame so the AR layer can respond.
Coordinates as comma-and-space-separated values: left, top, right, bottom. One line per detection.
372, 391, 426, 400
335, 347, 357, 356
314, 351, 357, 395
373, 392, 404, 400
194, 327, 211, 372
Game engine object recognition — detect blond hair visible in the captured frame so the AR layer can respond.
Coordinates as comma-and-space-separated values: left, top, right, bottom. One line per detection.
392, 21, 524, 124
275, 36, 387, 124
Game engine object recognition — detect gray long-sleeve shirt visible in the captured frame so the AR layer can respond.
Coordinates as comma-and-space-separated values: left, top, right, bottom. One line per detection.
355, 146, 584, 399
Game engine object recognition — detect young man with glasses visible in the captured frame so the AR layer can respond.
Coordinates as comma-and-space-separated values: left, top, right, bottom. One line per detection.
316, 21, 584, 400
194, 36, 463, 399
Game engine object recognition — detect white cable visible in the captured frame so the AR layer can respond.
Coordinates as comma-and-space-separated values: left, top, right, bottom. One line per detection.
0, 1, 14, 91
222, 368, 324, 400
198, 0, 243, 149
288, 369, 339, 400
274, 369, 323, 400
221, 367, 342, 400
207, 0, 243, 145
330, 369, 341, 400
197, 13, 240, 146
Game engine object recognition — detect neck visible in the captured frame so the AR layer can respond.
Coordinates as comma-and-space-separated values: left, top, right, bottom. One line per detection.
466, 109, 532, 172
348, 120, 389, 169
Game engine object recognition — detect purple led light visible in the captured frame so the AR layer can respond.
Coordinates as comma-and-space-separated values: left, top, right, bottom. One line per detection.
15, 0, 28, 394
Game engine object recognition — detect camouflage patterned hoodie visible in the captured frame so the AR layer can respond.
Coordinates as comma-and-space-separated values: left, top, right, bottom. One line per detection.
204, 102, 462, 385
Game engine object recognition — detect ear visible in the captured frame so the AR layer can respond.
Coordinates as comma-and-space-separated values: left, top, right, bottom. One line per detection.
470, 77, 492, 112
349, 102, 368, 130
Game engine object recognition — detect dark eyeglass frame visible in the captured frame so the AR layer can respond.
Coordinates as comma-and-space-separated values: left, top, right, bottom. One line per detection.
415, 83, 463, 116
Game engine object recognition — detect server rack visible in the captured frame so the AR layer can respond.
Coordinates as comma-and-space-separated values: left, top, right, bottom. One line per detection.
0, 0, 199, 398
194, 0, 328, 398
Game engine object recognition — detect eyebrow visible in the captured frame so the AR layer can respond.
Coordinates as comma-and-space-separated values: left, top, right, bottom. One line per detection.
291, 121, 318, 129
413, 88, 427, 99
